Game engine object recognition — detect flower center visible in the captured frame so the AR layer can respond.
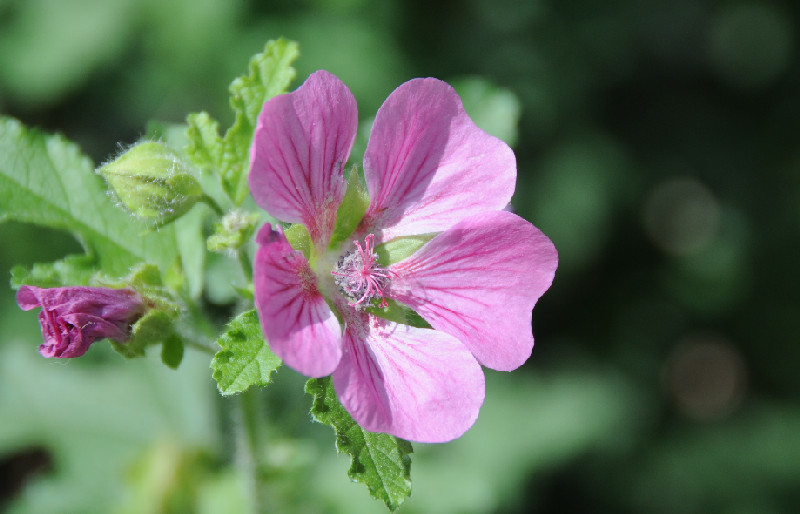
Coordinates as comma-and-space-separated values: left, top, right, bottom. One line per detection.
331, 234, 392, 308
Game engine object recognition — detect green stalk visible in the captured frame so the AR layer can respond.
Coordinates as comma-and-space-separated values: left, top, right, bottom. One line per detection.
237, 388, 269, 513
201, 193, 226, 216
238, 249, 254, 283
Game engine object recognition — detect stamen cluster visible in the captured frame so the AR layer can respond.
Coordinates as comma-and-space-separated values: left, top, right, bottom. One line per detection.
331, 234, 391, 308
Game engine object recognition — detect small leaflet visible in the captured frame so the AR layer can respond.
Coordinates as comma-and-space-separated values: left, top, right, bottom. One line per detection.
186, 39, 299, 206
211, 309, 282, 395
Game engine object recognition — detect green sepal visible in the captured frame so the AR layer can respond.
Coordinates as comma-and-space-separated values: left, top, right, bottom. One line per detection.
186, 39, 299, 205
112, 309, 177, 359
161, 333, 185, 370
305, 376, 413, 512
367, 298, 432, 329
96, 263, 181, 315
329, 166, 370, 248
283, 223, 312, 260
211, 309, 282, 396
95, 263, 186, 363
375, 234, 435, 265
10, 254, 96, 289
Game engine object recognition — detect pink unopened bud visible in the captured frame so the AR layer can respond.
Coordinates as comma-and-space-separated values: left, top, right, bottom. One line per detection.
16, 286, 146, 358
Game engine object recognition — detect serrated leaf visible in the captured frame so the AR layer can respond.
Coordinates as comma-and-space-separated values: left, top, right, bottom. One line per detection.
186, 39, 299, 205
211, 309, 281, 395
0, 116, 180, 281
306, 376, 413, 511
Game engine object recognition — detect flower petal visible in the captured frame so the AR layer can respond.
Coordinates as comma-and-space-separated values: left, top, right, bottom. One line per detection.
389, 210, 558, 371
38, 313, 128, 358
249, 70, 358, 246
17, 285, 144, 358
253, 224, 343, 377
16, 285, 143, 322
332, 312, 485, 443
361, 78, 516, 241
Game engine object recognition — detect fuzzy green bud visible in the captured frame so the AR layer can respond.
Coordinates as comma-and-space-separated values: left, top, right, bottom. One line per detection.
207, 209, 260, 253
98, 141, 203, 225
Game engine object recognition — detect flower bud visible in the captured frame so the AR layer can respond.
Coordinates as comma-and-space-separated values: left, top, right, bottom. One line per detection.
207, 209, 259, 253
16, 285, 147, 358
97, 141, 203, 225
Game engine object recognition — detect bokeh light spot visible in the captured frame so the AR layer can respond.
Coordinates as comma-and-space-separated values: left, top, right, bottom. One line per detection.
664, 333, 747, 421
708, 2, 794, 88
643, 177, 721, 255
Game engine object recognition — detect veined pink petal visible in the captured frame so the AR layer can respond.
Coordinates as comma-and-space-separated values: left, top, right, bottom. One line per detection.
361, 78, 516, 241
389, 210, 558, 371
253, 224, 343, 377
249, 70, 357, 246
332, 312, 485, 443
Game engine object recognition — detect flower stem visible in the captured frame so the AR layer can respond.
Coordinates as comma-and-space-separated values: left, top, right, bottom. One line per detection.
237, 388, 268, 513
238, 249, 253, 283
183, 338, 217, 354
201, 194, 226, 217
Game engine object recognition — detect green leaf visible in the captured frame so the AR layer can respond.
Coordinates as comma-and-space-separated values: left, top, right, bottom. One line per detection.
211, 310, 281, 395
305, 376, 413, 512
0, 116, 180, 282
173, 204, 208, 299
186, 39, 299, 206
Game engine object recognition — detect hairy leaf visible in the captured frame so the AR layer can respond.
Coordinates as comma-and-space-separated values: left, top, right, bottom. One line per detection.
0, 117, 180, 281
211, 310, 281, 395
186, 39, 299, 205
306, 376, 413, 511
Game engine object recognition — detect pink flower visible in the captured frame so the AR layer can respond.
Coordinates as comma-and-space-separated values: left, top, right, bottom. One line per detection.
249, 70, 557, 442
16, 286, 146, 358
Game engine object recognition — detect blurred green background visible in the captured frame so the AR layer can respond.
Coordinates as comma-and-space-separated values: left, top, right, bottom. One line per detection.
2, 0, 799, 512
